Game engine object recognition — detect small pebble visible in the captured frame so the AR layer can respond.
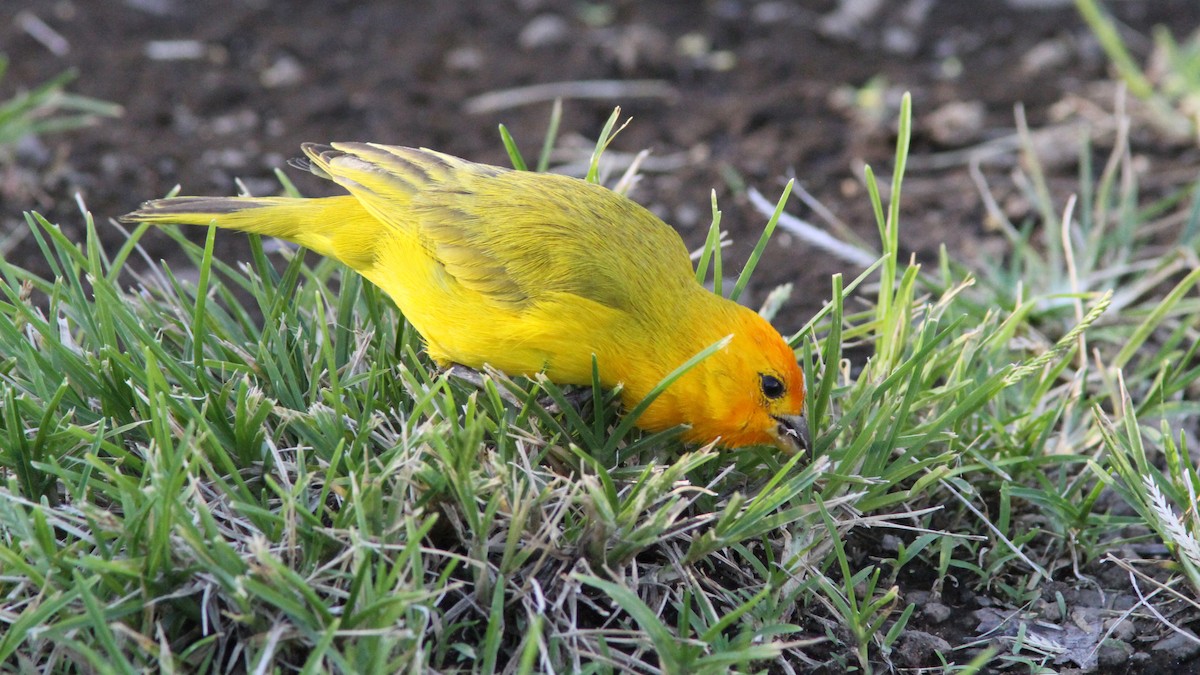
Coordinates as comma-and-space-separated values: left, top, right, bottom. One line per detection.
1021, 38, 1072, 75
445, 46, 484, 73
673, 202, 702, 230
752, 1, 795, 23
1097, 639, 1132, 667
201, 148, 250, 170
894, 630, 952, 666
906, 590, 930, 605
260, 55, 305, 88
144, 39, 206, 61
1152, 630, 1200, 662
210, 110, 259, 136
15, 135, 51, 167
519, 13, 570, 49
923, 602, 952, 624
1033, 597, 1062, 622
926, 100, 986, 147
883, 26, 918, 56
818, 0, 883, 40
1104, 617, 1136, 642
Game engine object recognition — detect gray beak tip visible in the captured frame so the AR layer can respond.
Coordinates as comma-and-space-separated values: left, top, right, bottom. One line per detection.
774, 414, 810, 454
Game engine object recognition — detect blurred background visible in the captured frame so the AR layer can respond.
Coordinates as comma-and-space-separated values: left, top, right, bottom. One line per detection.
1, 0, 1198, 328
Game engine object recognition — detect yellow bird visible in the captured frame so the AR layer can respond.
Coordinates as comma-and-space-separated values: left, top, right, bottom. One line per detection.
122, 143, 808, 453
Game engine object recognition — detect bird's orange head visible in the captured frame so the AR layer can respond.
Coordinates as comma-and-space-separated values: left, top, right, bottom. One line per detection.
636, 302, 809, 454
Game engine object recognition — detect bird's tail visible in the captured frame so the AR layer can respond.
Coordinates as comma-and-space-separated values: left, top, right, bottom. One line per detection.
121, 195, 382, 271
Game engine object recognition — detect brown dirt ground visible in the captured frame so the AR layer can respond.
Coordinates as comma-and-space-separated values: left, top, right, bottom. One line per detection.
4, 0, 1194, 330
3, 0, 1200, 671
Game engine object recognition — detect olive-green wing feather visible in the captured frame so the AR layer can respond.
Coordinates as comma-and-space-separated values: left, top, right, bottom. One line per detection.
296, 142, 697, 315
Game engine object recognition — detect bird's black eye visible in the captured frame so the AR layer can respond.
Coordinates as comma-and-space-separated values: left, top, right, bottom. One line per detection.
760, 373, 785, 399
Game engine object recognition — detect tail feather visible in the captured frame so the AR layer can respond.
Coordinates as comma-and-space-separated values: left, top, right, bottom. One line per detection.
119, 143, 482, 274
121, 195, 383, 271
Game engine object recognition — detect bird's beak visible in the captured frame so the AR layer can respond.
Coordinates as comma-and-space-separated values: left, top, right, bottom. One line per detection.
772, 414, 810, 455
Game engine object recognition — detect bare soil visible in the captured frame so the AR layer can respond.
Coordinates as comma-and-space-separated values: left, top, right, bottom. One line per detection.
3, 0, 1200, 671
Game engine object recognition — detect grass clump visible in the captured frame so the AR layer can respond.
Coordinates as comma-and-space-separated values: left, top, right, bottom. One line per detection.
1076, 0, 1200, 143
0, 96, 1198, 674
0, 56, 122, 154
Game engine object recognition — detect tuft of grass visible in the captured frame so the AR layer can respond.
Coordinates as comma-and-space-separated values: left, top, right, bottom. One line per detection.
0, 56, 122, 152
1075, 0, 1200, 141
0, 57, 121, 258
1, 96, 1199, 673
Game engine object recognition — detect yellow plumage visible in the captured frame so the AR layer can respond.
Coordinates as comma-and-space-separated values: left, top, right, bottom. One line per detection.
123, 143, 808, 452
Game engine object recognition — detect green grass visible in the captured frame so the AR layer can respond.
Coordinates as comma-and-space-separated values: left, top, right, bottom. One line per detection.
1075, 0, 1200, 141
1, 97, 1199, 673
0, 56, 122, 259
0, 55, 122, 151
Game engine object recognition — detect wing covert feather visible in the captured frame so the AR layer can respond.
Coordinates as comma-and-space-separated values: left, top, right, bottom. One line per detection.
301, 143, 696, 315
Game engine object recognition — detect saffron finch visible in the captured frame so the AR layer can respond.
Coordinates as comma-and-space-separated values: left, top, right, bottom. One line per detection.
122, 143, 809, 453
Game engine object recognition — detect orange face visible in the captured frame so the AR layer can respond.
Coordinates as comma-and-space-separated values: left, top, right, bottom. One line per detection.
654, 307, 808, 454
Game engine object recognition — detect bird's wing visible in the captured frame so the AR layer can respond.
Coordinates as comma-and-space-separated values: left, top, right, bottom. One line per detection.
298, 142, 695, 314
